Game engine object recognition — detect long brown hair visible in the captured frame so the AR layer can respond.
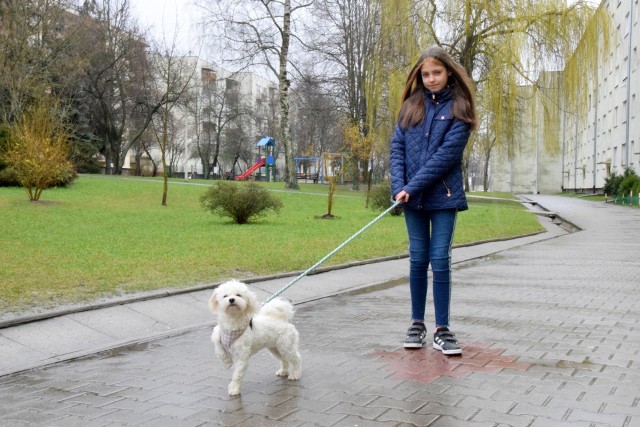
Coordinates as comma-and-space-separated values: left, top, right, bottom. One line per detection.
398, 46, 477, 131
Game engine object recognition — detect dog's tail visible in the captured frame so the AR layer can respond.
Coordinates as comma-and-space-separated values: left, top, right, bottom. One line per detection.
259, 297, 294, 322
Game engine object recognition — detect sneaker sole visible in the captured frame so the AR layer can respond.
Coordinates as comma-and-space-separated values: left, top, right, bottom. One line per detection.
433, 343, 462, 355
404, 342, 425, 349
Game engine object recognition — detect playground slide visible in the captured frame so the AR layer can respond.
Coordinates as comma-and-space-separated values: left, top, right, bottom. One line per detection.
235, 158, 266, 180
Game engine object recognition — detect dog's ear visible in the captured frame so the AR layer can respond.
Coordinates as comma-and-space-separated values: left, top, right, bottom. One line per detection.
244, 288, 259, 317
208, 288, 219, 313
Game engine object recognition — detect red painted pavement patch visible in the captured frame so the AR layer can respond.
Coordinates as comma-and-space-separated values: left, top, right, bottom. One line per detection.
370, 342, 531, 384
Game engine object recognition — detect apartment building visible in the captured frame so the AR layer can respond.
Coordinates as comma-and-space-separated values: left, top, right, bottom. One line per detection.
137, 56, 278, 178
490, 0, 639, 193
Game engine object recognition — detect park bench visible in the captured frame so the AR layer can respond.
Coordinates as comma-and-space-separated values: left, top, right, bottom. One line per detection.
296, 172, 319, 183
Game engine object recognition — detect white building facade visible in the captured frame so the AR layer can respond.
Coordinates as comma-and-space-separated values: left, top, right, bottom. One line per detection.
490, 0, 639, 194
141, 56, 279, 179
562, 0, 639, 192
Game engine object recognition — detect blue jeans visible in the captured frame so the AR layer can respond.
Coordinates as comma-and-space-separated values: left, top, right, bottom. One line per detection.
403, 207, 457, 327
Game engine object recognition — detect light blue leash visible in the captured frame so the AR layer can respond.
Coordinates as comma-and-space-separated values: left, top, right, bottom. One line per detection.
263, 200, 402, 303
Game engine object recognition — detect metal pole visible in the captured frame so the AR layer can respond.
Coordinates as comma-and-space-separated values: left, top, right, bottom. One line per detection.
624, 0, 634, 169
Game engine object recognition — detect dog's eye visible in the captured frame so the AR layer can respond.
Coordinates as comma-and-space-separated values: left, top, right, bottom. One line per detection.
223, 295, 228, 298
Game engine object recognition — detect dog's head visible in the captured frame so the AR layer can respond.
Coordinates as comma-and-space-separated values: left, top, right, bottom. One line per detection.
209, 279, 258, 319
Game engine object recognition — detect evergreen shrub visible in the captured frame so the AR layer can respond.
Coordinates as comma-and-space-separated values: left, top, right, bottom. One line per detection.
604, 168, 639, 197
200, 181, 283, 224
370, 180, 403, 216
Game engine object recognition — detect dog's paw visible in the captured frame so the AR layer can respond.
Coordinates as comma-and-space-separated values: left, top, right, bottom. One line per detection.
287, 370, 301, 381
223, 362, 233, 370
228, 382, 241, 396
222, 358, 233, 369
215, 353, 233, 369
275, 368, 288, 377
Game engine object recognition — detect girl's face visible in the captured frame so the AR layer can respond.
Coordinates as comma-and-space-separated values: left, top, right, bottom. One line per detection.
420, 58, 451, 93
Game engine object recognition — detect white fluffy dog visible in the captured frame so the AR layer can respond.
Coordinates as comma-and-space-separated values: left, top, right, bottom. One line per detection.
209, 279, 302, 396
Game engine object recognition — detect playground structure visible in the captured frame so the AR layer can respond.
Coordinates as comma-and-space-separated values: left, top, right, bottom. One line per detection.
234, 142, 345, 184
235, 137, 277, 182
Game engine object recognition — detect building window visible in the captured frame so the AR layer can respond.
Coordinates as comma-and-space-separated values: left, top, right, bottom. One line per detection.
201, 68, 217, 83
225, 78, 240, 108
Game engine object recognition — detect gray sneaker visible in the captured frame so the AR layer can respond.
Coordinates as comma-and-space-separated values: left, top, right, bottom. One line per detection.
404, 323, 427, 349
433, 327, 462, 355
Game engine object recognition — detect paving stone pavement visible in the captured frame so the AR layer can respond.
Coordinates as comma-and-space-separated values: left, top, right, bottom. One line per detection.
1, 195, 639, 426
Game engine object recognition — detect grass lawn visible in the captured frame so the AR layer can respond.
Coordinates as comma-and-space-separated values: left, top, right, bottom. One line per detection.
0, 175, 543, 314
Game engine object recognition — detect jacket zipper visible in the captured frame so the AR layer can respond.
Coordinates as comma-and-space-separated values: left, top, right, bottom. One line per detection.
442, 180, 452, 197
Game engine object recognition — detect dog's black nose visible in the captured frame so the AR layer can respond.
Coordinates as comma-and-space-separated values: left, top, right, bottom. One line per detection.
229, 298, 235, 304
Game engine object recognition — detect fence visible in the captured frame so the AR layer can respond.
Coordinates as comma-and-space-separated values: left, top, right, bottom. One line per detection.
611, 194, 640, 206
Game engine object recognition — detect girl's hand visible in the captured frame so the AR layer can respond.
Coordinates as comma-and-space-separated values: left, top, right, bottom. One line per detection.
395, 190, 410, 203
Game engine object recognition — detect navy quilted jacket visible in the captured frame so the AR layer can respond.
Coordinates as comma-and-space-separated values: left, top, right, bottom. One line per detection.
390, 88, 471, 211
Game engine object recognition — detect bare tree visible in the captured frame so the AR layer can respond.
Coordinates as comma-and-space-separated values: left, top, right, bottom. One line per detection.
80, 0, 191, 175
186, 69, 251, 179
146, 50, 194, 205
196, 0, 314, 189
0, 0, 86, 123
222, 111, 254, 177
289, 74, 343, 163
306, 0, 380, 191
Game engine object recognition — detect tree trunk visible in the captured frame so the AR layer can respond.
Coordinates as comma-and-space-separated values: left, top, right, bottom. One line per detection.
161, 67, 171, 206
483, 149, 491, 192
280, 0, 299, 190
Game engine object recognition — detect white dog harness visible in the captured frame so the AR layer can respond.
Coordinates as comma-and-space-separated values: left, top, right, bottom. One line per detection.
220, 317, 253, 355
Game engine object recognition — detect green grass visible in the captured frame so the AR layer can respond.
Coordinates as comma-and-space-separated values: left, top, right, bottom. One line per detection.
0, 176, 543, 313
558, 192, 606, 202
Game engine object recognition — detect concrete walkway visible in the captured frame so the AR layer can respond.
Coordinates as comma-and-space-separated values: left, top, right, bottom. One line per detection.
1, 195, 639, 426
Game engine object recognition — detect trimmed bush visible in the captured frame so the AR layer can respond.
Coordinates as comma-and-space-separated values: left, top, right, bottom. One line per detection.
200, 181, 283, 224
369, 180, 403, 216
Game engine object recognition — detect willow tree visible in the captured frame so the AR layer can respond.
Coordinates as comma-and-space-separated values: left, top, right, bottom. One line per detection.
366, 0, 596, 190
444, 1, 595, 187
366, 0, 424, 182
196, 0, 314, 190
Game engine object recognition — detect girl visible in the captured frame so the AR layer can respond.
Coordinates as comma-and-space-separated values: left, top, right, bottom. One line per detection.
390, 46, 477, 355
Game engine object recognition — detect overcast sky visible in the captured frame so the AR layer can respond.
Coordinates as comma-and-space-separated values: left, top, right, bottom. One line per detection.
130, 0, 202, 55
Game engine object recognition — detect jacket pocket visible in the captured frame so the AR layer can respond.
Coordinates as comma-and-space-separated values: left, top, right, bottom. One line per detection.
431, 114, 454, 141
435, 113, 453, 122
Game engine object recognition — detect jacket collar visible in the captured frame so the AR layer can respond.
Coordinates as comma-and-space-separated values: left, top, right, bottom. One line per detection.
424, 87, 452, 105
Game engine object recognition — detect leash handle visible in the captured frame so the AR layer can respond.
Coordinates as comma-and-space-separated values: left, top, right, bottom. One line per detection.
264, 200, 402, 303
